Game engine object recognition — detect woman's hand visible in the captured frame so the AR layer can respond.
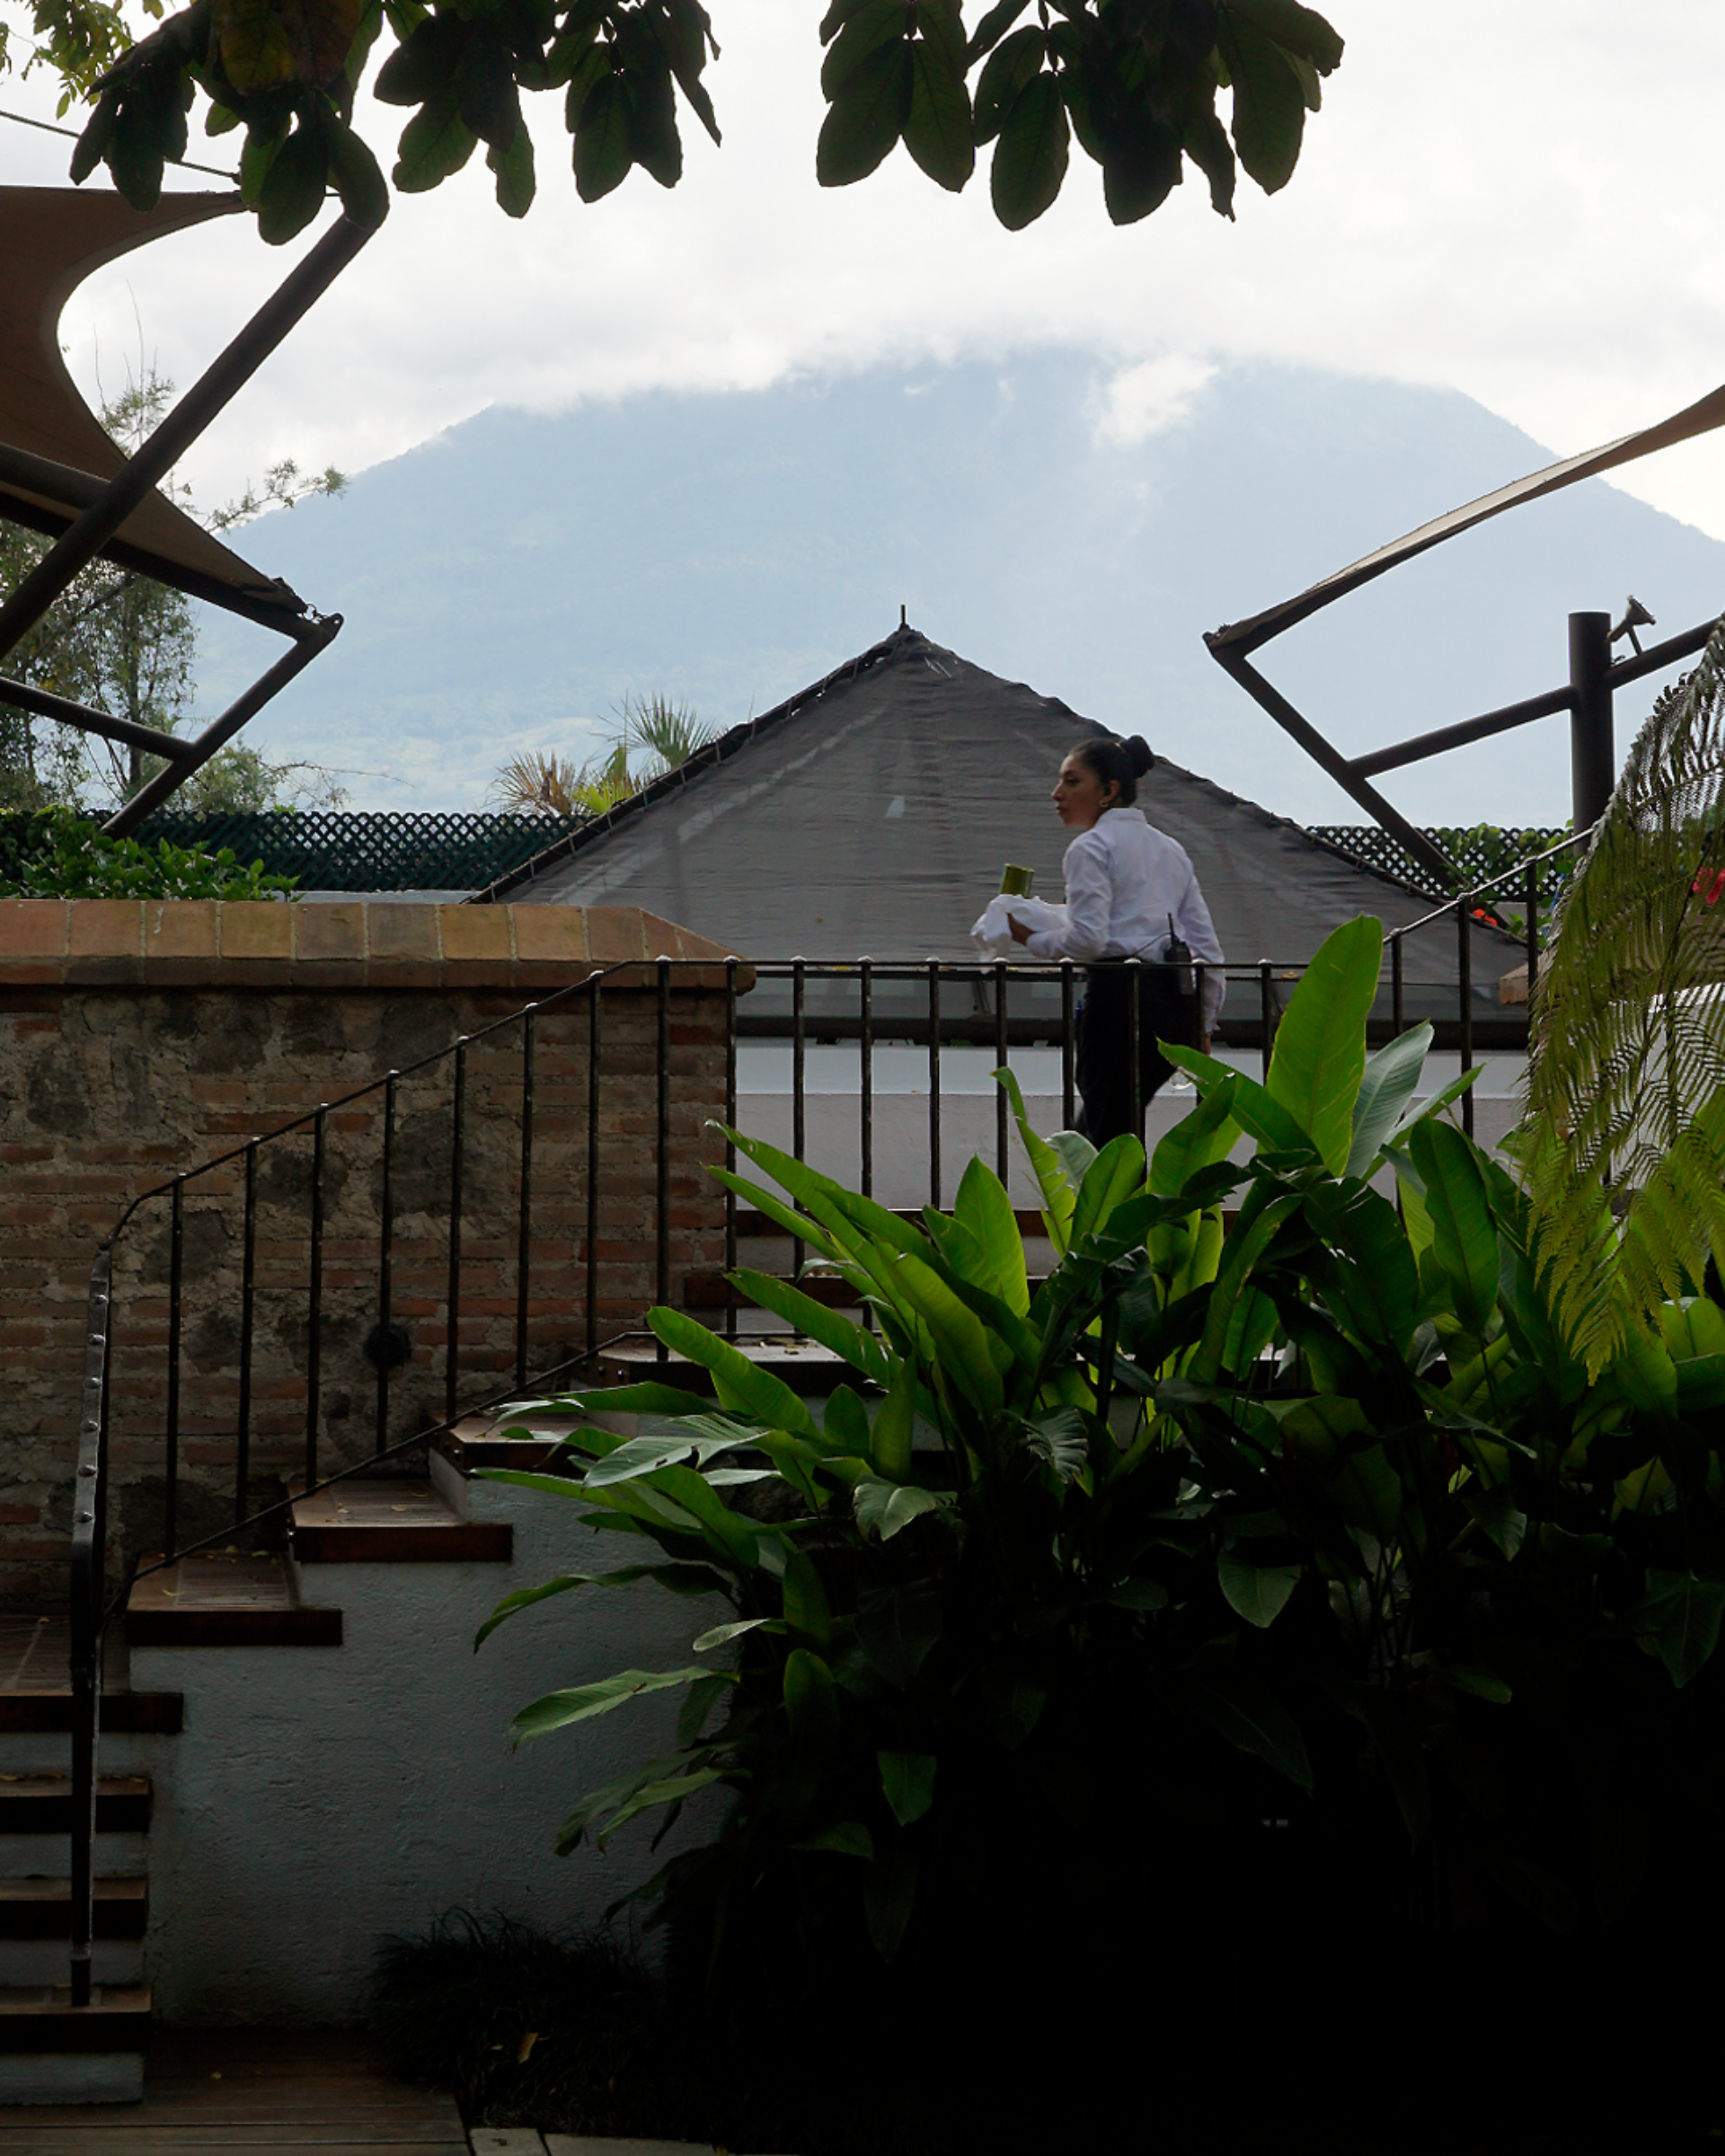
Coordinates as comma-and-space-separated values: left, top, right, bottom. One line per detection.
1007, 914, 1033, 946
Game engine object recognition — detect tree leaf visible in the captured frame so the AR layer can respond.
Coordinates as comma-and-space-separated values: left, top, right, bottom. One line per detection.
1345, 1022, 1433, 1179
862, 1837, 918, 1957
486, 113, 535, 216
903, 30, 973, 190
966, 0, 1032, 62
327, 118, 391, 227
474, 1563, 724, 1647
972, 22, 1043, 141
792, 1818, 875, 1859
989, 69, 1067, 230
1220, 12, 1307, 193
857, 1582, 943, 1690
879, 1748, 937, 1825
996, 1065, 1078, 1254
1264, 914, 1381, 1172
647, 1306, 827, 1443
510, 1666, 717, 1745
1408, 1119, 1499, 1339
818, 41, 913, 186
394, 89, 477, 190
820, 0, 907, 98
1654, 1572, 1725, 1689
1228, 0, 1345, 71
214, 0, 297, 94
1473, 1839, 1581, 1938
952, 1156, 1029, 1313
1157, 1670, 1312, 1790
257, 120, 329, 245
1217, 1555, 1304, 1628
573, 69, 633, 199
693, 1616, 778, 1652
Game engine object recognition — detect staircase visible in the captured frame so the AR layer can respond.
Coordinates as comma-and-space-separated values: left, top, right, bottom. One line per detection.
0, 1616, 178, 2102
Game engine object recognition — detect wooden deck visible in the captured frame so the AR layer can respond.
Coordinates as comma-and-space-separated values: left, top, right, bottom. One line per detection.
0, 2028, 466, 2153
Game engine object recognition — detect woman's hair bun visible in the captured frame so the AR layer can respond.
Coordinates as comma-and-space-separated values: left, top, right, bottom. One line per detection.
1123, 735, 1154, 777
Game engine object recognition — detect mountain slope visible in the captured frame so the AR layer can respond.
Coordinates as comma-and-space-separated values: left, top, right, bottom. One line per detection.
197, 351, 1725, 823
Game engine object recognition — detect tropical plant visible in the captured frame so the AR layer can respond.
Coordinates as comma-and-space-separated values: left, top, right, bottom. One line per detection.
489, 698, 713, 818
0, 804, 298, 897
478, 913, 1725, 1999
1520, 622, 1725, 1375
22, 1, 1344, 244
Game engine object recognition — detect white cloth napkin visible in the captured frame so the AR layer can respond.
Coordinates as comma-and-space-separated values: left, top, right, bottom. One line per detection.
969, 893, 1069, 958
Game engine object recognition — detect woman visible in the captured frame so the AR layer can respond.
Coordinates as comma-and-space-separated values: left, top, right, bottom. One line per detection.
1009, 734, 1225, 1144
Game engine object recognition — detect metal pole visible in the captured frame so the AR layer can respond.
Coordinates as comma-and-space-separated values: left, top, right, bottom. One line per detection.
1570, 610, 1615, 833
724, 959, 738, 1341
860, 959, 874, 1202
586, 983, 601, 1360
236, 1141, 257, 1524
928, 960, 942, 1211
1457, 897, 1475, 1141
305, 1109, 325, 1492
164, 1179, 183, 1558
377, 1075, 396, 1454
1061, 963, 1075, 1128
516, 1014, 536, 1386
445, 1042, 467, 1425
995, 959, 1009, 1186
792, 960, 806, 1279
656, 959, 671, 1322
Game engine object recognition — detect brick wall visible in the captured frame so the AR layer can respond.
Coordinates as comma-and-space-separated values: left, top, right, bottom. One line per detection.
0, 899, 747, 1609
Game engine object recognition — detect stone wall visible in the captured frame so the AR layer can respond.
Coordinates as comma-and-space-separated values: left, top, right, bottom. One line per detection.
0, 899, 745, 1609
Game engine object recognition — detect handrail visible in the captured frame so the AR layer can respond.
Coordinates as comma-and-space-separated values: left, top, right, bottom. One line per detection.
65, 951, 659, 2005
60, 836, 1565, 2005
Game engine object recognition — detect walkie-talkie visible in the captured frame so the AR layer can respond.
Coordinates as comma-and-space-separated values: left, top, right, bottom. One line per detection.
1162, 912, 1195, 996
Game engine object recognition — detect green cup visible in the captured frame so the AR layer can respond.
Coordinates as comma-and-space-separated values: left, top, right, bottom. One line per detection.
1000, 863, 1033, 898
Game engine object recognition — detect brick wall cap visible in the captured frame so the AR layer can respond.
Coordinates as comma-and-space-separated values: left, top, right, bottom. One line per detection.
0, 901, 752, 994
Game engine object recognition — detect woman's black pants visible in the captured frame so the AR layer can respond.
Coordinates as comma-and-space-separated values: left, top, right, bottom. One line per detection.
1074, 965, 1199, 1146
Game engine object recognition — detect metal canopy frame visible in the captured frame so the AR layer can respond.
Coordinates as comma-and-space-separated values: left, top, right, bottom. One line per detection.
1204, 382, 1725, 887
0, 203, 371, 834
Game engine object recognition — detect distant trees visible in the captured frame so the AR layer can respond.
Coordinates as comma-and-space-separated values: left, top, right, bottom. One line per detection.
490, 692, 716, 817
0, 370, 348, 816
4, 1, 1343, 245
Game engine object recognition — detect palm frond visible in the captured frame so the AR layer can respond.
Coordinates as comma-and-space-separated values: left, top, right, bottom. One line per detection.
615, 692, 714, 777
1520, 616, 1725, 1371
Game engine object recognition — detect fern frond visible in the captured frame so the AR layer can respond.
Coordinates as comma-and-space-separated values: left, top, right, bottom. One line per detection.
1520, 618, 1725, 1372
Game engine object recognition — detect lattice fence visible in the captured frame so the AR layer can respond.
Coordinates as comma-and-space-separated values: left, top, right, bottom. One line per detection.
125, 809, 586, 890
1310, 826, 1576, 905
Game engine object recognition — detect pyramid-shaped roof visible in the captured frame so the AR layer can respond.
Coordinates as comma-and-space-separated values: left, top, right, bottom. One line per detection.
482, 626, 1516, 991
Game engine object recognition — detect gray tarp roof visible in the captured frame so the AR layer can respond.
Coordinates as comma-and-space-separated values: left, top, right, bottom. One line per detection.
485, 625, 1520, 1000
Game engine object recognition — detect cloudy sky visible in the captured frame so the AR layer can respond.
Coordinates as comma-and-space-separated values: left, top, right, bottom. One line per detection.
4, 0, 1725, 547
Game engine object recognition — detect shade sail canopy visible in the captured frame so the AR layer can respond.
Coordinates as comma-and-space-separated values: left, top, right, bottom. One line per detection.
1210, 379, 1725, 657
483, 626, 1517, 1005
0, 185, 306, 625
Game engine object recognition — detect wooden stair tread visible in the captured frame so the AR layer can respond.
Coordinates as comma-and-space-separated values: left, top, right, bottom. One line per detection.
0, 1774, 152, 1834
126, 1556, 341, 1649
289, 1481, 511, 1563
0, 1984, 151, 2051
0, 1696, 181, 1735
0, 1984, 149, 2011
0, 1878, 146, 1939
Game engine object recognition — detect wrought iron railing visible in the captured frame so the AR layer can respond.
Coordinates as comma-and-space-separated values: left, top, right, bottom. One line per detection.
61, 835, 1581, 2007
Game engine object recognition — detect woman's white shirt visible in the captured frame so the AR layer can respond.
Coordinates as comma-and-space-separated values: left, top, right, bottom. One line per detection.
1023, 807, 1226, 1030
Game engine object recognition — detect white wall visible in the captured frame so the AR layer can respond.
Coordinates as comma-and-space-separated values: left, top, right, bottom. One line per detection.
128, 1465, 728, 2024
